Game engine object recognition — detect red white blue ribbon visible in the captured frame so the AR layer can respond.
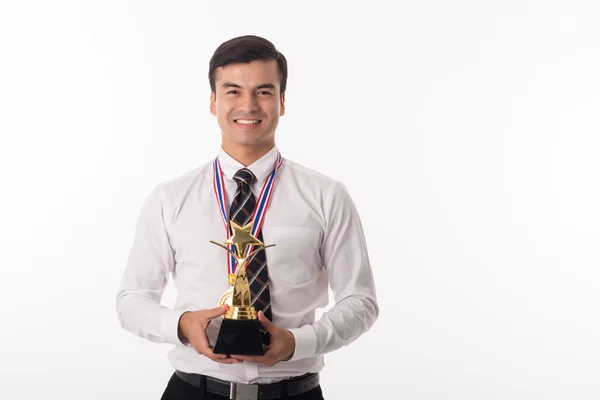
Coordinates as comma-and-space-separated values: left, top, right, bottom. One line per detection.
213, 152, 283, 274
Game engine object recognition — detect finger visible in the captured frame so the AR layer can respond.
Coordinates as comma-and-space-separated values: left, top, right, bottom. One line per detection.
194, 327, 212, 350
192, 329, 228, 360
230, 353, 270, 363
216, 358, 242, 364
208, 352, 242, 363
232, 353, 277, 367
204, 349, 229, 359
231, 347, 274, 364
257, 311, 276, 333
196, 343, 231, 361
207, 353, 242, 364
205, 305, 229, 319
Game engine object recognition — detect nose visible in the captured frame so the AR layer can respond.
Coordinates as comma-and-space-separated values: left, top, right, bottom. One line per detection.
239, 93, 259, 113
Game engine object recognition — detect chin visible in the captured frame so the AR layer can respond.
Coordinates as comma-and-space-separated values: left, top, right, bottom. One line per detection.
228, 133, 273, 146
236, 139, 268, 147
223, 134, 259, 145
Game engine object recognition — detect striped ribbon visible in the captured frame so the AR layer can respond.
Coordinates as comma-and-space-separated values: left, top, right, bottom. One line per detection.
212, 152, 283, 274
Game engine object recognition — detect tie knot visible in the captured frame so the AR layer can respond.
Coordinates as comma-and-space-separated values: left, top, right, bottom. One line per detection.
233, 168, 256, 186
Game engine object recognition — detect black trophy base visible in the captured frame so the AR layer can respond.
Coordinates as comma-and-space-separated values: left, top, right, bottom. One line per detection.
213, 318, 264, 356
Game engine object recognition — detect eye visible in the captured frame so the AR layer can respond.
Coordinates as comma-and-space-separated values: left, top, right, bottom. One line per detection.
257, 91, 272, 95
226, 90, 238, 94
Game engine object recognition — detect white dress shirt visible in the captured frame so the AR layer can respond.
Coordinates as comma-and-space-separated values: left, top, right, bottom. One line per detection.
116, 146, 378, 384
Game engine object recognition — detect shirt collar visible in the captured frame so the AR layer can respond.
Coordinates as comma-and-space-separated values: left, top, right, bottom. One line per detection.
217, 145, 279, 184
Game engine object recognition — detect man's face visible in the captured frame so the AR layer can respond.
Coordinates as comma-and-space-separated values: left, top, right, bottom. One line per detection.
210, 60, 285, 150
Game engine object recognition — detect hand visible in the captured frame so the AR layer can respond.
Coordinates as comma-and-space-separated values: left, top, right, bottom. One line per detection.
178, 305, 241, 364
230, 311, 296, 367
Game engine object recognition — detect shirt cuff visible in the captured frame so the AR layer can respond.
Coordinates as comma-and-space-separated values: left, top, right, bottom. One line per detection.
287, 325, 317, 361
161, 309, 188, 346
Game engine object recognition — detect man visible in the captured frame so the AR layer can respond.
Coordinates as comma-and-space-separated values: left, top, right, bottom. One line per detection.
116, 35, 378, 400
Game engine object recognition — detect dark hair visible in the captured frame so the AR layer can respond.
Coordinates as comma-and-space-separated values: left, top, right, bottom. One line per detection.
209, 35, 288, 96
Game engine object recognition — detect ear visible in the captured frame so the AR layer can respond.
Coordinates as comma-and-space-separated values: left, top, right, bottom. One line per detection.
210, 91, 216, 116
280, 92, 285, 116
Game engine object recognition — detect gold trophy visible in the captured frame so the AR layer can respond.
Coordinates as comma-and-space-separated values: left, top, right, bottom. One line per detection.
210, 220, 274, 355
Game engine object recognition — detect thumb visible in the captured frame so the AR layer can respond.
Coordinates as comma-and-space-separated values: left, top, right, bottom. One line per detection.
205, 305, 228, 319
258, 311, 276, 333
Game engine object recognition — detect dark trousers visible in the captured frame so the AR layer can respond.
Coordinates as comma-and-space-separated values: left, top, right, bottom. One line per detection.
161, 372, 325, 400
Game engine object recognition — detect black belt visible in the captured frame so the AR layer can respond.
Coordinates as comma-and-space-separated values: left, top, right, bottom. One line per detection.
175, 370, 320, 400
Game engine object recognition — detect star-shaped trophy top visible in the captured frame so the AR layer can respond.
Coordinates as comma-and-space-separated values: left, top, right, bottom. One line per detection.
224, 220, 263, 259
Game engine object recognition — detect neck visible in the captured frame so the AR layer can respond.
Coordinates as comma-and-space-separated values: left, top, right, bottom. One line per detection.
221, 142, 275, 166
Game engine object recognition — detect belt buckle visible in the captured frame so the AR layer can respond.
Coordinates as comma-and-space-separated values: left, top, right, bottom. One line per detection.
230, 382, 259, 400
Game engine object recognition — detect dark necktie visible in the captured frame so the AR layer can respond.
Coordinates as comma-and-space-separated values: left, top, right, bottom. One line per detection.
228, 168, 272, 343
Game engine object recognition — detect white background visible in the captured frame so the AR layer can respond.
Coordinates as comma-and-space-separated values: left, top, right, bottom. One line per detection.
1, 1, 599, 399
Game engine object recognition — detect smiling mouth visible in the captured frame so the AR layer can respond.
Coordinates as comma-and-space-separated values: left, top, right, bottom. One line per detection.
234, 119, 262, 125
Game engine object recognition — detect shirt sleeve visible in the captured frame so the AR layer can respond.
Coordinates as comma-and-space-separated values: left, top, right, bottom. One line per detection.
288, 182, 379, 361
115, 184, 186, 346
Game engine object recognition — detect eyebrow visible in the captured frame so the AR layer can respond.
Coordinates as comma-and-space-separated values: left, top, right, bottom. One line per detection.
221, 82, 276, 91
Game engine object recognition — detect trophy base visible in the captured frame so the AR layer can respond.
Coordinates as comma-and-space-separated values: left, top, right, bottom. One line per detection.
213, 318, 264, 356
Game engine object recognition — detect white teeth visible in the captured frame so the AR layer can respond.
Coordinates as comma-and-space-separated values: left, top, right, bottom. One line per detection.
236, 119, 261, 125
